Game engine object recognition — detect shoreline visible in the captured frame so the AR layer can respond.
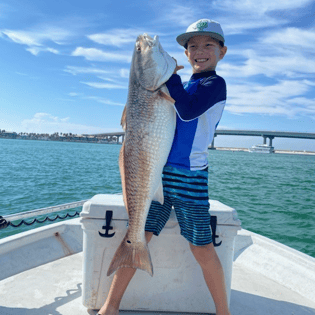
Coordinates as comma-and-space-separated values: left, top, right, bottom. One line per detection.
1, 138, 314, 155
213, 147, 315, 155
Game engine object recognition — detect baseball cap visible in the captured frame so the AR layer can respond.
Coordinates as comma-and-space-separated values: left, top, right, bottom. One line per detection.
176, 19, 225, 47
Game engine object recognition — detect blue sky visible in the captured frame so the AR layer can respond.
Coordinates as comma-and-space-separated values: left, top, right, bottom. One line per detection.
1, 0, 315, 150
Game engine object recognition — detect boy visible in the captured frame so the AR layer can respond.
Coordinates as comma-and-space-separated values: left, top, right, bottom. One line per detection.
98, 19, 229, 315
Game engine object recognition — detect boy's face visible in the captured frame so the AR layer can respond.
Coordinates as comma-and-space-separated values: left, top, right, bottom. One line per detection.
185, 35, 227, 74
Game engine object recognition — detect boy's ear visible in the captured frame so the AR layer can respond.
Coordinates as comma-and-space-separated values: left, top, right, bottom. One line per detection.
184, 49, 189, 57
219, 46, 227, 60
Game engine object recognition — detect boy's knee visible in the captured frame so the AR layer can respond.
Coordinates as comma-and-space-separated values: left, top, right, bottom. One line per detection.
190, 242, 212, 261
189, 242, 222, 268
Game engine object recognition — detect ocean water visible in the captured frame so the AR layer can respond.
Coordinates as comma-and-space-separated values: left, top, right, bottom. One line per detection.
1, 138, 314, 258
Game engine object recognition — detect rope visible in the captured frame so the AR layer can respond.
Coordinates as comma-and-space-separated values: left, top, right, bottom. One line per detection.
0, 210, 80, 230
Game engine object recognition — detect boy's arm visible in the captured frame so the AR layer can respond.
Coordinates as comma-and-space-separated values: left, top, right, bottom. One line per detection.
165, 74, 226, 121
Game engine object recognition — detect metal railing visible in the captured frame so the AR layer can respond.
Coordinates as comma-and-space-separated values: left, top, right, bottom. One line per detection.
0, 200, 88, 230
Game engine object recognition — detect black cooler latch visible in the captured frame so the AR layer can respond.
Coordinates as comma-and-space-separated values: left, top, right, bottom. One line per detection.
210, 216, 222, 247
99, 210, 115, 238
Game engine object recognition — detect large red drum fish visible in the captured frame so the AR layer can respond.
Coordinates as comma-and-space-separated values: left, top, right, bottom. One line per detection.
107, 34, 176, 277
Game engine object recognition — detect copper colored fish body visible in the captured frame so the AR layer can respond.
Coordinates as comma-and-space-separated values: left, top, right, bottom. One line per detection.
107, 34, 176, 277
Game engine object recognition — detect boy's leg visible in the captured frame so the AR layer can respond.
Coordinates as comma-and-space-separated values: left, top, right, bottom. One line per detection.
97, 231, 154, 315
189, 242, 231, 315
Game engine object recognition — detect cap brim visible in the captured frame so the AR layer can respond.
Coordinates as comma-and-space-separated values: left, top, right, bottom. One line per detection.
176, 31, 225, 47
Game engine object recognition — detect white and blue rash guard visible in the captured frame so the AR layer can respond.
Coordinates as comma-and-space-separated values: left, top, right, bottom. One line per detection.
165, 70, 226, 171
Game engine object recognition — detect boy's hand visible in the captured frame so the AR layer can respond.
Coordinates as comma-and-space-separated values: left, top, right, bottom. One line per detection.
172, 58, 184, 74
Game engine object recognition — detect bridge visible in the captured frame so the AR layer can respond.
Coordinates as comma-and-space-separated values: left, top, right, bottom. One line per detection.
89, 130, 315, 148
211, 130, 315, 148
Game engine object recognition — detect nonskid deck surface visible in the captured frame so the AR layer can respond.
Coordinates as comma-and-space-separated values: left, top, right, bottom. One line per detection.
0, 252, 314, 315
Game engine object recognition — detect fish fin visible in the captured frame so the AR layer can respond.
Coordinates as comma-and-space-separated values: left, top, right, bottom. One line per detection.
158, 90, 175, 103
119, 142, 128, 213
152, 180, 164, 204
120, 105, 127, 130
107, 235, 153, 277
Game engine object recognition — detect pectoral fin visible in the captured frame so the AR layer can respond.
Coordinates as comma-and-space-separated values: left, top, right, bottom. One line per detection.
120, 105, 127, 130
158, 90, 175, 103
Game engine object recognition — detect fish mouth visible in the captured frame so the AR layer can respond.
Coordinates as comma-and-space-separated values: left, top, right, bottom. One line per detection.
136, 34, 158, 51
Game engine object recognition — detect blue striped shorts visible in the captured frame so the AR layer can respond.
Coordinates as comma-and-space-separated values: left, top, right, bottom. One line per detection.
145, 165, 212, 246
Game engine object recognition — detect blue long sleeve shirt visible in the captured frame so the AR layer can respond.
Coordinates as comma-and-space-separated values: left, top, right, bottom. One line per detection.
165, 70, 226, 170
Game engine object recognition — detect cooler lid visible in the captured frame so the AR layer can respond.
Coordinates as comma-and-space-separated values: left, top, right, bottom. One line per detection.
80, 194, 241, 226
209, 200, 241, 226
80, 194, 128, 220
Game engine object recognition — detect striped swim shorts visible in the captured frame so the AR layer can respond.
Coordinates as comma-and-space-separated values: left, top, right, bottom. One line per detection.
145, 165, 212, 246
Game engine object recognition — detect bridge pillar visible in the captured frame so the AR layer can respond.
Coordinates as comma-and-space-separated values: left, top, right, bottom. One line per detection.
269, 136, 274, 147
209, 137, 216, 150
263, 136, 267, 145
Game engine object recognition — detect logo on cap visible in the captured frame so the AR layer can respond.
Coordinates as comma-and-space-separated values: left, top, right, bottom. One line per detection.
196, 20, 208, 31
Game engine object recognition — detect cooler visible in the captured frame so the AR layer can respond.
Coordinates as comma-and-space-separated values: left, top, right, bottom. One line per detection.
80, 194, 241, 313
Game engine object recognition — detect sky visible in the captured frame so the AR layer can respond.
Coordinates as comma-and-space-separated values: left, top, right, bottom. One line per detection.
0, 0, 315, 151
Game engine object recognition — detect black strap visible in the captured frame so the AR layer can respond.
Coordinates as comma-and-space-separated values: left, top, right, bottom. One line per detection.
210, 216, 222, 247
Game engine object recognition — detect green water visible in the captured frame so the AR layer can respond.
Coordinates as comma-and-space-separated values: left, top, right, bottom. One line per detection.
1, 138, 314, 258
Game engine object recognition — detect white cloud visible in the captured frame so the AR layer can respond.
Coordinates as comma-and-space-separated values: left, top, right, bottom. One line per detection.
72, 47, 131, 62
219, 41, 315, 79
21, 113, 118, 134
120, 68, 130, 78
68, 92, 81, 97
26, 46, 60, 56
262, 27, 315, 49
155, 3, 202, 27
223, 18, 284, 35
85, 96, 125, 106
64, 65, 129, 90
214, 0, 313, 14
88, 29, 141, 47
64, 65, 111, 76
226, 80, 315, 117
287, 97, 315, 110
15, 72, 28, 76
81, 81, 127, 89
0, 26, 73, 55
1, 29, 41, 46
211, 0, 314, 35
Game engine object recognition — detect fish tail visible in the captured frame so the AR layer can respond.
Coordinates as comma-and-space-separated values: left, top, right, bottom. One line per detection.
107, 234, 153, 277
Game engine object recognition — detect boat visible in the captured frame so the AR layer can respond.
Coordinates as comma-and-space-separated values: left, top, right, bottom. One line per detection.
0, 195, 314, 315
249, 144, 275, 153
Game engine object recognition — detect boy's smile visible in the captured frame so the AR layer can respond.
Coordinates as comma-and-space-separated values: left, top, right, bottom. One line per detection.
185, 35, 227, 74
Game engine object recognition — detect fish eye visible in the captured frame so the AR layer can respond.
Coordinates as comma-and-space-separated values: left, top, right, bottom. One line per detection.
136, 42, 141, 51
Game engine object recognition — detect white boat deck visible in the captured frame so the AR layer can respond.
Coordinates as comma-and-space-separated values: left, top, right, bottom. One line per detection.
1, 219, 315, 315
1, 251, 315, 315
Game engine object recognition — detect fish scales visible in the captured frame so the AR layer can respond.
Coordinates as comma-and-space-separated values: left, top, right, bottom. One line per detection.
107, 34, 176, 277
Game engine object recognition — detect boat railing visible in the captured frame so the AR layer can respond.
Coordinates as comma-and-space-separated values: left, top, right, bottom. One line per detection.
0, 200, 89, 230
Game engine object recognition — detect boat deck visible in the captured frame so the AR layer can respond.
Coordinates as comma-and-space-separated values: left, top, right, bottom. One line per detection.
1, 215, 315, 315
1, 250, 315, 315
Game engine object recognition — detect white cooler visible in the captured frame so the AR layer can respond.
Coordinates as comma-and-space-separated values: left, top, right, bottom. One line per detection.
80, 194, 241, 313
